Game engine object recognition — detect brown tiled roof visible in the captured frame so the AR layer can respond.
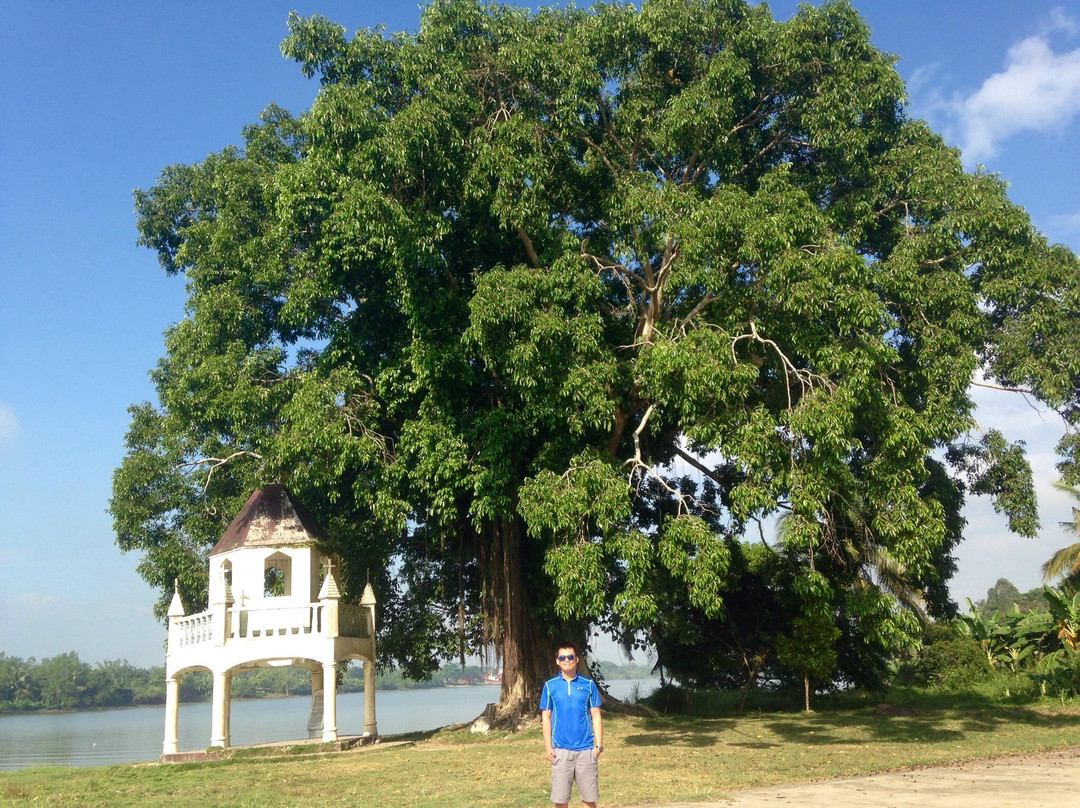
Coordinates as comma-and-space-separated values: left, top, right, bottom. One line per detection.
209, 484, 330, 556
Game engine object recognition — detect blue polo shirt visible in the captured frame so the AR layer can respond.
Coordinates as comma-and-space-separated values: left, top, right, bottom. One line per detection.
539, 672, 601, 750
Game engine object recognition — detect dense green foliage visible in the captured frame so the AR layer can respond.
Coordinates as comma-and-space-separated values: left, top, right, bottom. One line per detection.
0, 653, 168, 712
113, 0, 1080, 712
892, 584, 1080, 701
892, 623, 990, 692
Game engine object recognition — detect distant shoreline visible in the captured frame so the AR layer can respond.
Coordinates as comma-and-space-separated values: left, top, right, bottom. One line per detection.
0, 681, 487, 717
0, 651, 657, 715
1, 678, 661, 717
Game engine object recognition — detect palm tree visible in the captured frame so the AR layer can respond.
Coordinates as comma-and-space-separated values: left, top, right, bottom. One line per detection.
1041, 481, 1080, 586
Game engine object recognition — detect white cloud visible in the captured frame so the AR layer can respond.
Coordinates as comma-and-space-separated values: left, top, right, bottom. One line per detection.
6, 591, 63, 610
905, 63, 942, 104
1049, 207, 1080, 234
0, 402, 17, 444
953, 13, 1080, 161
950, 381, 1077, 601
1040, 7, 1080, 38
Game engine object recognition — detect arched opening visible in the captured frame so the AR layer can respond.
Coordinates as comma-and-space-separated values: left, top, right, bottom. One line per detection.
264, 553, 293, 596
264, 552, 291, 597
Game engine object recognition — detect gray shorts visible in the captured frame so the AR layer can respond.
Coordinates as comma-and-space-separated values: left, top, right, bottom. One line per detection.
550, 747, 599, 804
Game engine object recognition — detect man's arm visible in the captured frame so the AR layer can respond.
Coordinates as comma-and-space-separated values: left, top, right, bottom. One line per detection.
590, 706, 603, 757
542, 709, 555, 761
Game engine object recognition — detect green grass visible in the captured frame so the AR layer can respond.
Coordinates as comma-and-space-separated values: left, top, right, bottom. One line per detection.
3, 699, 1080, 807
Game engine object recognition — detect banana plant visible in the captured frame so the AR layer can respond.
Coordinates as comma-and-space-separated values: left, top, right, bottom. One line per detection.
1025, 587, 1080, 700
958, 599, 1012, 668
1043, 587, 1080, 651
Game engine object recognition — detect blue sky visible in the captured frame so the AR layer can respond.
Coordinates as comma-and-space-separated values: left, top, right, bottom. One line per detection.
1, 1, 1079, 668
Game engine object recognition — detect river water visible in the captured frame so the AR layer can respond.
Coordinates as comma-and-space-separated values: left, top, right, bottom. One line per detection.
0, 678, 656, 770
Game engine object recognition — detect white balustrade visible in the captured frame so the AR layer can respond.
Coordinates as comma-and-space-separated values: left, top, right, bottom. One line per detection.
170, 602, 372, 651
235, 604, 316, 638
171, 612, 214, 647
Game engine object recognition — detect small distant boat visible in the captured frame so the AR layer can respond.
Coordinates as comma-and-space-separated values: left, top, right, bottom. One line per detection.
481, 671, 502, 685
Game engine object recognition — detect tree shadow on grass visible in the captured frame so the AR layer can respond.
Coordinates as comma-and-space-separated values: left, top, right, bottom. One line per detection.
619, 691, 1080, 750
763, 693, 1080, 746
621, 716, 734, 747
765, 713, 966, 745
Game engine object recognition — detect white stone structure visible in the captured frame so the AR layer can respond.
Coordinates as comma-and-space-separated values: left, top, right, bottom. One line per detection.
162, 484, 377, 756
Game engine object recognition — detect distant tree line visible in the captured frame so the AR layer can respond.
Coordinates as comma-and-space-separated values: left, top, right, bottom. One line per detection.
971, 578, 1050, 618
0, 654, 165, 712
0, 653, 653, 713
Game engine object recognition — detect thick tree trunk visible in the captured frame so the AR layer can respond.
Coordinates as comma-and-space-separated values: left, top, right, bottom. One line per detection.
472, 515, 548, 731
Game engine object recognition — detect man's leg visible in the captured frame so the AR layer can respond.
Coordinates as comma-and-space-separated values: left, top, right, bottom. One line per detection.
550, 748, 573, 807
574, 748, 599, 807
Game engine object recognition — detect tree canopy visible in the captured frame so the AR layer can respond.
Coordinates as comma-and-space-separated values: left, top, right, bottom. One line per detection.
112, 0, 1080, 719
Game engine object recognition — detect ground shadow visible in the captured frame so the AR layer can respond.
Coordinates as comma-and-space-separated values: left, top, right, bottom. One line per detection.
619, 691, 1080, 750
621, 716, 734, 747
763, 693, 1080, 746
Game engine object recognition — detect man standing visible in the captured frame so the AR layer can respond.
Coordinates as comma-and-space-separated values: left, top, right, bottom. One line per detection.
540, 641, 603, 808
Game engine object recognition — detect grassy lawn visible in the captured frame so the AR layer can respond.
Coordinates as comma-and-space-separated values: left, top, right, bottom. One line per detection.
3, 697, 1080, 807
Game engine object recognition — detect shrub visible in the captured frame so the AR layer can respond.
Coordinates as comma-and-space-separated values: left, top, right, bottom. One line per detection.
895, 628, 989, 691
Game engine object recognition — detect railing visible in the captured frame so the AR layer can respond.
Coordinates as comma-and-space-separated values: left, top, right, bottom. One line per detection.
231, 604, 316, 638
171, 612, 213, 648
169, 602, 372, 651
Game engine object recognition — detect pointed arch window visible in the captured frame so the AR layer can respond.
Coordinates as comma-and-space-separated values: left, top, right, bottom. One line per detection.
264, 552, 292, 597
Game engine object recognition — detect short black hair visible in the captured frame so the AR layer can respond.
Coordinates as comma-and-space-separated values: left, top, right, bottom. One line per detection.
553, 639, 579, 657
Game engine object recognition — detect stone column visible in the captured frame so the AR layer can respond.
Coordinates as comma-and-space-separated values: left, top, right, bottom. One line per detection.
307, 668, 324, 738
363, 658, 378, 737
321, 662, 338, 742
163, 676, 180, 755
210, 669, 232, 748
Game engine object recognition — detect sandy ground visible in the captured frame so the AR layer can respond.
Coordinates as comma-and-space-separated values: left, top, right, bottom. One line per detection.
642, 746, 1080, 808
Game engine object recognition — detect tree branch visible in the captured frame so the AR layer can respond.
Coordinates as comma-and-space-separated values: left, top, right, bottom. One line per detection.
970, 379, 1035, 396
677, 290, 716, 334
581, 134, 619, 180
178, 451, 263, 493
516, 225, 540, 268
673, 444, 720, 484
730, 319, 834, 409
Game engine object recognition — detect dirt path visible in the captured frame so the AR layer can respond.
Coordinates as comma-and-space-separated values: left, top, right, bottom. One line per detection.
642, 745, 1080, 807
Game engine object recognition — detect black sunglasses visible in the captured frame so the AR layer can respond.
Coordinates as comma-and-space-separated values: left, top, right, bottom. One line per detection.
557, 654, 576, 661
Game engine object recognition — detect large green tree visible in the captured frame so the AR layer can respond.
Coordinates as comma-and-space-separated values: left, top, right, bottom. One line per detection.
113, 0, 1080, 721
